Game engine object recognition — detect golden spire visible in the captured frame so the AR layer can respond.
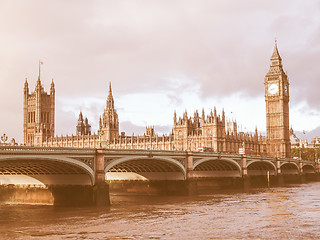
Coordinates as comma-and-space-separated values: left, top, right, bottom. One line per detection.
271, 39, 281, 60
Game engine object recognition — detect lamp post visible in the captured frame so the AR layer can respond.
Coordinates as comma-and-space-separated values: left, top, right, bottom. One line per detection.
1, 133, 8, 145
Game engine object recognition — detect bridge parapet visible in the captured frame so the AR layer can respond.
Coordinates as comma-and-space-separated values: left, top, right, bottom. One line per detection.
0, 146, 96, 155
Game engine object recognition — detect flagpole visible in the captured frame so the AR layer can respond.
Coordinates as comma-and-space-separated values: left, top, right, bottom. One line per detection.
38, 60, 41, 79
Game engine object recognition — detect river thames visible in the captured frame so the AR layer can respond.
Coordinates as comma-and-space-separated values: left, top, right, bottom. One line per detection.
1, 182, 320, 240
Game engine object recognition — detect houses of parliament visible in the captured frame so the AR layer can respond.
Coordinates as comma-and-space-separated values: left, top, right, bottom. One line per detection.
23, 42, 291, 158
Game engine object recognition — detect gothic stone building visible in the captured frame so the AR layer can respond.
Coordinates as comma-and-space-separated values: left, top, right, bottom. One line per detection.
23, 77, 55, 146
265, 41, 291, 158
24, 42, 291, 157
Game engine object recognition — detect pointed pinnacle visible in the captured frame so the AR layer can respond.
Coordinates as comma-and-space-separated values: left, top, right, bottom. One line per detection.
271, 40, 281, 60
109, 82, 112, 94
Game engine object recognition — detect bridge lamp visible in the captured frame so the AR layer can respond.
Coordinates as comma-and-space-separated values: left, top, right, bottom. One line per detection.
1, 133, 8, 144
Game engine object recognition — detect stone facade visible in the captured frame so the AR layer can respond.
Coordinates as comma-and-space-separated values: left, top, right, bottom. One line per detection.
265, 41, 291, 158
173, 109, 266, 154
25, 42, 293, 157
37, 83, 266, 154
23, 76, 55, 146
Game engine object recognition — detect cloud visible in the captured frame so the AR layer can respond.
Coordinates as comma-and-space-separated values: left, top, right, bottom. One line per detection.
1, 0, 320, 143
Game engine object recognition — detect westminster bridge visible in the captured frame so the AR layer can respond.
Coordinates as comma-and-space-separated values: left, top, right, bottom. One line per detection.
0, 146, 319, 206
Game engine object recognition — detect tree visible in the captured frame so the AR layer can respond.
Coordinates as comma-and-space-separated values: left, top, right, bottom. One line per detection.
291, 147, 320, 161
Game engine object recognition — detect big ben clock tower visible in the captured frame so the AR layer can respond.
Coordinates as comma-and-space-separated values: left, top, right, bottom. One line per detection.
265, 41, 291, 158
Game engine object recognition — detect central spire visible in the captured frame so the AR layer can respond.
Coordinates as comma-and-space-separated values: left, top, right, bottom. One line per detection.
267, 40, 284, 75
106, 82, 114, 109
108, 82, 113, 97
271, 39, 281, 60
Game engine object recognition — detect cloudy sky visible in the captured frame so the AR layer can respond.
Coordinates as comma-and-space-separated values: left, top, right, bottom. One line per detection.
1, 0, 320, 143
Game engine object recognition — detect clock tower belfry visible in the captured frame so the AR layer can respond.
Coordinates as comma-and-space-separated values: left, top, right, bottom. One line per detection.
265, 41, 291, 158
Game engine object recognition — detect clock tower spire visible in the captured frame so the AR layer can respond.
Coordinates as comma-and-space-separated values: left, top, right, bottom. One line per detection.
265, 40, 290, 158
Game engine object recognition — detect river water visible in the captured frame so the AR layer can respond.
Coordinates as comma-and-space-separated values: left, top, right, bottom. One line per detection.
1, 182, 320, 240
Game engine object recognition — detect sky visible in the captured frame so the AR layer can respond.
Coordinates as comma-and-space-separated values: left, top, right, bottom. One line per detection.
1, 0, 320, 143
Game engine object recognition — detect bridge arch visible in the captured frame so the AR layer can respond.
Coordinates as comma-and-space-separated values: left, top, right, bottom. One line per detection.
247, 160, 276, 176
302, 164, 315, 173
0, 155, 95, 185
280, 162, 299, 175
105, 156, 186, 181
193, 157, 241, 178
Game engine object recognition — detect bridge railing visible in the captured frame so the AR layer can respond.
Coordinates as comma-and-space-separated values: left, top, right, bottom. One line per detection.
0, 146, 316, 168
0, 146, 96, 154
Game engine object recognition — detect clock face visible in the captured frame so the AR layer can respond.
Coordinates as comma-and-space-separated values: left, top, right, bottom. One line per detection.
268, 83, 279, 95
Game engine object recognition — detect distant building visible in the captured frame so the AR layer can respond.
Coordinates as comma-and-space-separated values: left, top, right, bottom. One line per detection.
24, 42, 294, 157
311, 137, 320, 146
290, 128, 300, 148
290, 128, 320, 149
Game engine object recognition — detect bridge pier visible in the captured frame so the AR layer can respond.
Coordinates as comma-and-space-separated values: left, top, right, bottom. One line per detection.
94, 150, 110, 206
242, 176, 251, 190
184, 152, 198, 195
277, 174, 284, 186
184, 180, 198, 195
186, 151, 194, 179
241, 155, 251, 190
299, 174, 306, 184
93, 183, 110, 206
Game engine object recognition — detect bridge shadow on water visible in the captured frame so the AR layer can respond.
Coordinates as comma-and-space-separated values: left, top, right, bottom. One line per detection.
0, 172, 319, 207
